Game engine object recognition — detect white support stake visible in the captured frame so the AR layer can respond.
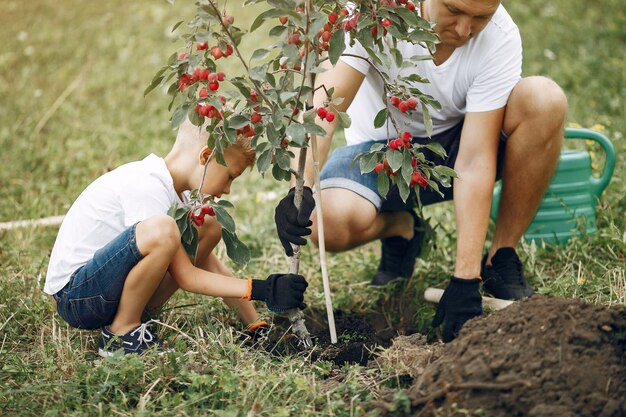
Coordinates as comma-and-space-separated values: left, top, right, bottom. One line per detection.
311, 134, 337, 344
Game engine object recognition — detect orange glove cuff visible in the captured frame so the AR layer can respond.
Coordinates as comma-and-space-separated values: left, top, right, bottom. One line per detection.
247, 321, 269, 332
243, 277, 253, 301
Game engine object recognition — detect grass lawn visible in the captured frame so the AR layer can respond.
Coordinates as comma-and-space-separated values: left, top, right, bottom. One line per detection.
1, 0, 624, 415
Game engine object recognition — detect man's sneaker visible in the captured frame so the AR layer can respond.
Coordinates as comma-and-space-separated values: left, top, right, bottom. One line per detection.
371, 211, 427, 286
481, 247, 534, 300
98, 322, 171, 357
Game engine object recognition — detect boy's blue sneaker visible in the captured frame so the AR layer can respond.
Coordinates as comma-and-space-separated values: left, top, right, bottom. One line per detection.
481, 247, 534, 300
98, 322, 170, 357
371, 211, 426, 286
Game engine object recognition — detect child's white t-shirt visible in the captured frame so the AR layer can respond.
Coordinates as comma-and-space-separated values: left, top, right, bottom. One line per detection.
340, 4, 522, 144
44, 154, 182, 295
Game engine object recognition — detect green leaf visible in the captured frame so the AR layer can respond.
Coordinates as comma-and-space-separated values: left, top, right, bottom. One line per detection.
370, 143, 385, 152
171, 104, 189, 129
393, 7, 420, 26
213, 206, 236, 233
274, 148, 291, 170
377, 171, 390, 198
402, 150, 413, 184
421, 103, 433, 137
359, 152, 379, 174
272, 163, 291, 182
433, 165, 458, 178
374, 108, 388, 128
424, 142, 447, 158
182, 225, 199, 260
302, 122, 327, 137
337, 112, 351, 128
249, 64, 268, 82
386, 149, 403, 171
256, 149, 272, 173
328, 29, 346, 66
228, 115, 251, 129
251, 48, 271, 61
144, 73, 164, 97
221, 229, 250, 265
286, 123, 306, 146
269, 25, 288, 37
398, 176, 410, 202
214, 199, 234, 208
171, 20, 185, 32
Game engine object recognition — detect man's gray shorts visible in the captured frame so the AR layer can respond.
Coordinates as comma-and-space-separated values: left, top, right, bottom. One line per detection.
319, 121, 507, 212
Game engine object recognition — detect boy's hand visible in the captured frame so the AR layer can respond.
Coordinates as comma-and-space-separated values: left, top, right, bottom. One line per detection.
432, 276, 483, 342
249, 274, 308, 312
275, 187, 315, 256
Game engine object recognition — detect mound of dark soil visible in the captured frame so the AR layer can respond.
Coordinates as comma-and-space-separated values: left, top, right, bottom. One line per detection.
375, 296, 626, 417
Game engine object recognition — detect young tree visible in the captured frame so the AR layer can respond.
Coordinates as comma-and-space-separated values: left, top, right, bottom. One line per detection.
147, 0, 453, 345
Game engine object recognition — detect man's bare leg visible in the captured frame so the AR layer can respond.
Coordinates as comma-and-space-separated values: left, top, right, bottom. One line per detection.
489, 76, 568, 261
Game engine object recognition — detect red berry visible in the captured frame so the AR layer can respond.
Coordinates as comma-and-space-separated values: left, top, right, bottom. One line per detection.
209, 81, 219, 91
398, 101, 409, 112
371, 26, 378, 37
199, 88, 208, 98
328, 12, 338, 24
411, 156, 418, 167
225, 44, 233, 56
178, 53, 189, 60
389, 139, 400, 150
339, 8, 349, 16
317, 107, 327, 119
411, 171, 428, 187
279, 16, 289, 25
192, 215, 204, 226
401, 131, 412, 143
201, 204, 215, 216
210, 46, 223, 59
374, 162, 384, 174
250, 112, 262, 123
407, 97, 418, 109
325, 111, 335, 122
321, 31, 332, 42
288, 32, 301, 45
197, 42, 208, 51
382, 19, 393, 27
199, 69, 209, 80
281, 138, 289, 148
217, 72, 225, 81
222, 15, 234, 26
390, 96, 400, 107
407, 1, 416, 11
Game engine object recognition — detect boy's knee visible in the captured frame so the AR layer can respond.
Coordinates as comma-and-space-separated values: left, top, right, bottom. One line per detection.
137, 214, 180, 253
198, 216, 222, 245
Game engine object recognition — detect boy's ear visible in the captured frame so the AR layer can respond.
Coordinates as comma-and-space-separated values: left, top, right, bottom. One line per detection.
199, 146, 213, 165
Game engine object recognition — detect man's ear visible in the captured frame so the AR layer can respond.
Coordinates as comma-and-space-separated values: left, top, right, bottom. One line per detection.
199, 146, 213, 166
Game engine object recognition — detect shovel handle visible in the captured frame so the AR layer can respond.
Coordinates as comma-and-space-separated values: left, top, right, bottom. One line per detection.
424, 287, 514, 311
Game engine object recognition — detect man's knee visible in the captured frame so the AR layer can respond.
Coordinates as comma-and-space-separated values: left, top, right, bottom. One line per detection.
137, 214, 180, 254
511, 76, 568, 121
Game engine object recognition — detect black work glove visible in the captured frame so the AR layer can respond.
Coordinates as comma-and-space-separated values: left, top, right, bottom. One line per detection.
275, 186, 315, 256
432, 276, 483, 342
251, 274, 308, 312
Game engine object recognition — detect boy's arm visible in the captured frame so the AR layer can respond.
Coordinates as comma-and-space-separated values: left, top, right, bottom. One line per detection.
167, 245, 308, 311
204, 252, 259, 325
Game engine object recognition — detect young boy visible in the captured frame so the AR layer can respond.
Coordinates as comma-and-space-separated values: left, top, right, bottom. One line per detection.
44, 119, 308, 357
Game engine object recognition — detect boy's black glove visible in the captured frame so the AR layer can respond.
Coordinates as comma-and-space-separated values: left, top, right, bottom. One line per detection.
250, 274, 308, 312
432, 276, 483, 342
275, 187, 315, 256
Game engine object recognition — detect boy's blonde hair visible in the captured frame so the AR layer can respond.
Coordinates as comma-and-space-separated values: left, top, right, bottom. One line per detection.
176, 118, 256, 167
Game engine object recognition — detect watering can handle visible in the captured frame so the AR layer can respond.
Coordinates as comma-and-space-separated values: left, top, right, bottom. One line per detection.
564, 127, 616, 198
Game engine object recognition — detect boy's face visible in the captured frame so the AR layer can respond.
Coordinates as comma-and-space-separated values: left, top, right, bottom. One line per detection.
200, 148, 250, 198
428, 0, 500, 47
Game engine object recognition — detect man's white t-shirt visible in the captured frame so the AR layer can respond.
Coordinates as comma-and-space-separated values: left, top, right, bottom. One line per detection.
340, 4, 522, 145
44, 154, 182, 295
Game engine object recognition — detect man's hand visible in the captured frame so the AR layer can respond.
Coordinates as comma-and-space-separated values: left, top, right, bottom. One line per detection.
250, 274, 308, 312
274, 187, 315, 256
432, 276, 483, 342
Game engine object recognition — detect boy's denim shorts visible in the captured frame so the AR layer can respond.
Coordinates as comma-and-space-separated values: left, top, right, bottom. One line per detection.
53, 224, 144, 330
320, 121, 507, 212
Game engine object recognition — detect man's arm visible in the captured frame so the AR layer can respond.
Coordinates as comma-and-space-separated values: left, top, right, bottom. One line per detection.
453, 108, 505, 278
292, 59, 366, 187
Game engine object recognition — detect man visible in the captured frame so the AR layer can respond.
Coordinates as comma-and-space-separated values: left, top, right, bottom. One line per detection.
274, 0, 567, 342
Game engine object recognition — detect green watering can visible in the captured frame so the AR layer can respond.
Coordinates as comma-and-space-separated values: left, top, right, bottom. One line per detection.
491, 128, 616, 244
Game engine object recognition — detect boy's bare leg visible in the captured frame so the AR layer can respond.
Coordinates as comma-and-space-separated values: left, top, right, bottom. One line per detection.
109, 214, 181, 335
310, 188, 414, 252
489, 77, 567, 260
